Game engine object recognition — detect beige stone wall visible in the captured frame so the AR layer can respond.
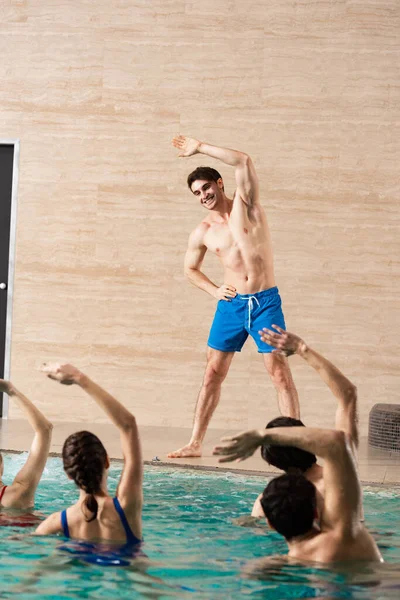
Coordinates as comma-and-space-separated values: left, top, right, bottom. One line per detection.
1, 1, 399, 436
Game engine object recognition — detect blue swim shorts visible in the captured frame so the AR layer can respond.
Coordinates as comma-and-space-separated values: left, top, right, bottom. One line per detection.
207, 286, 286, 353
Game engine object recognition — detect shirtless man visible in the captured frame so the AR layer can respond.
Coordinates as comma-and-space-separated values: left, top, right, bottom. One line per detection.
251, 325, 358, 518
168, 135, 299, 458
213, 426, 382, 563
0, 380, 53, 510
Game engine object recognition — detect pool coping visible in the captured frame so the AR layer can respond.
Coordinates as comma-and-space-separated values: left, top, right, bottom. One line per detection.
3, 448, 400, 490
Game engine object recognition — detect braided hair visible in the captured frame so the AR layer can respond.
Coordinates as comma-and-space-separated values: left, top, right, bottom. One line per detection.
62, 431, 107, 522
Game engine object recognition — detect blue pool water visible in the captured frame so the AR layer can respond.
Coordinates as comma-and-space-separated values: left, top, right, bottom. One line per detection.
0, 452, 399, 598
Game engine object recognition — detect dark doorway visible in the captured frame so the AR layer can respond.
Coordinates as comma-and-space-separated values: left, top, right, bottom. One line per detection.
0, 144, 16, 417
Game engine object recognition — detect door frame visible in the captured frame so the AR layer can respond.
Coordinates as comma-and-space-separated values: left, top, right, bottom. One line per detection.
1, 139, 20, 419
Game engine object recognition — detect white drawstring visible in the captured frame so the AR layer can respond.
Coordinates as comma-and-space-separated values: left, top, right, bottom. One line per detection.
240, 295, 260, 329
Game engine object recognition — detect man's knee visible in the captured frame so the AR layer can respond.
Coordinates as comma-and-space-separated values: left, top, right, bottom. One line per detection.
203, 358, 230, 388
265, 355, 294, 390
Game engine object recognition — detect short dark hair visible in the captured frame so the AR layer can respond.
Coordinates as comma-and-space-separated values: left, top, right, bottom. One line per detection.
261, 473, 316, 540
261, 416, 317, 472
187, 166, 223, 191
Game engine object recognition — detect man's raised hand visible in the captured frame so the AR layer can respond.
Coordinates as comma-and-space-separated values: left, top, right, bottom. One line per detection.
213, 430, 264, 463
172, 135, 201, 157
259, 325, 305, 357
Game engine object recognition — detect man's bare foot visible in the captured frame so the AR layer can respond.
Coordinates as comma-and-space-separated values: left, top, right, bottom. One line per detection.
167, 443, 202, 458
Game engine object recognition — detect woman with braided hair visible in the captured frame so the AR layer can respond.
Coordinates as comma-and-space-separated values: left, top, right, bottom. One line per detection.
35, 363, 142, 548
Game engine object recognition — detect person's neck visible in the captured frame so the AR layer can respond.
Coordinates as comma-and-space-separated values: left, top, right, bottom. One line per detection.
78, 473, 109, 503
212, 194, 233, 221
78, 487, 108, 503
287, 526, 319, 550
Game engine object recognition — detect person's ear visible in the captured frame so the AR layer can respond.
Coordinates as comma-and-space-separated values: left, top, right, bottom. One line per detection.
105, 455, 110, 470
217, 178, 224, 189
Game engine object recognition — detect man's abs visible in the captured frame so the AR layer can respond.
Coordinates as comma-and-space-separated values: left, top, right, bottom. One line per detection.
223, 260, 275, 294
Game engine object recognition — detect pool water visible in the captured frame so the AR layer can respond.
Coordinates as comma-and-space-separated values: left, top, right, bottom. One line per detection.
0, 453, 399, 599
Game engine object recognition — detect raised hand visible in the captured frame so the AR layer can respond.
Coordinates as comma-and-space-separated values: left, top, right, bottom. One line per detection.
214, 284, 237, 301
172, 135, 201, 157
213, 430, 264, 463
0, 380, 15, 395
40, 363, 82, 386
259, 325, 305, 357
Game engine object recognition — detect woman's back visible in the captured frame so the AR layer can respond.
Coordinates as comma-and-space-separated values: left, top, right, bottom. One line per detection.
35, 364, 143, 547
61, 496, 141, 544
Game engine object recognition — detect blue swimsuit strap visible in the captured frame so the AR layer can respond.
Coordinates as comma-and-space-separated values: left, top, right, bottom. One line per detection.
113, 497, 141, 545
60, 500, 140, 545
61, 509, 70, 538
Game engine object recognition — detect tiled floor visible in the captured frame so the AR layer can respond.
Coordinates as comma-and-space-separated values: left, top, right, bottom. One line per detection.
1, 419, 400, 485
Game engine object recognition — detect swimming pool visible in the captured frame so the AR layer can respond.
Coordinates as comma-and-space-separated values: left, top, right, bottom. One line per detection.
0, 453, 399, 598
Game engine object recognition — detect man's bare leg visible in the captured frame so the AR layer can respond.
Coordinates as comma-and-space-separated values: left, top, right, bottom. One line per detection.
263, 353, 300, 419
168, 348, 235, 458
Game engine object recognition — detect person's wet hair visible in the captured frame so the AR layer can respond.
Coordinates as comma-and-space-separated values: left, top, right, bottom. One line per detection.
261, 416, 317, 472
187, 166, 223, 191
261, 473, 316, 540
62, 431, 107, 522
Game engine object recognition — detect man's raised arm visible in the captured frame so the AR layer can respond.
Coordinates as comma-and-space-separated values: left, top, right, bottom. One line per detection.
213, 425, 362, 535
213, 425, 338, 463
260, 325, 359, 448
172, 135, 259, 206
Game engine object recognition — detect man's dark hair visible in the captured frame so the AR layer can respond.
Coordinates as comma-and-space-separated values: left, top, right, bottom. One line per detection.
261, 473, 316, 540
187, 166, 223, 191
261, 416, 317, 473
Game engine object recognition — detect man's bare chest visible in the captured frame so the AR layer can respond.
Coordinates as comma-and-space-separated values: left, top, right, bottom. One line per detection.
203, 222, 234, 254
204, 219, 267, 255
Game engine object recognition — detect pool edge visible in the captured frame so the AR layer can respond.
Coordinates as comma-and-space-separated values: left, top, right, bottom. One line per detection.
2, 448, 400, 489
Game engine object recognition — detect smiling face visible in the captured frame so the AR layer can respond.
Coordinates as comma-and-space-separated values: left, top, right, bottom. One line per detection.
190, 178, 224, 210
